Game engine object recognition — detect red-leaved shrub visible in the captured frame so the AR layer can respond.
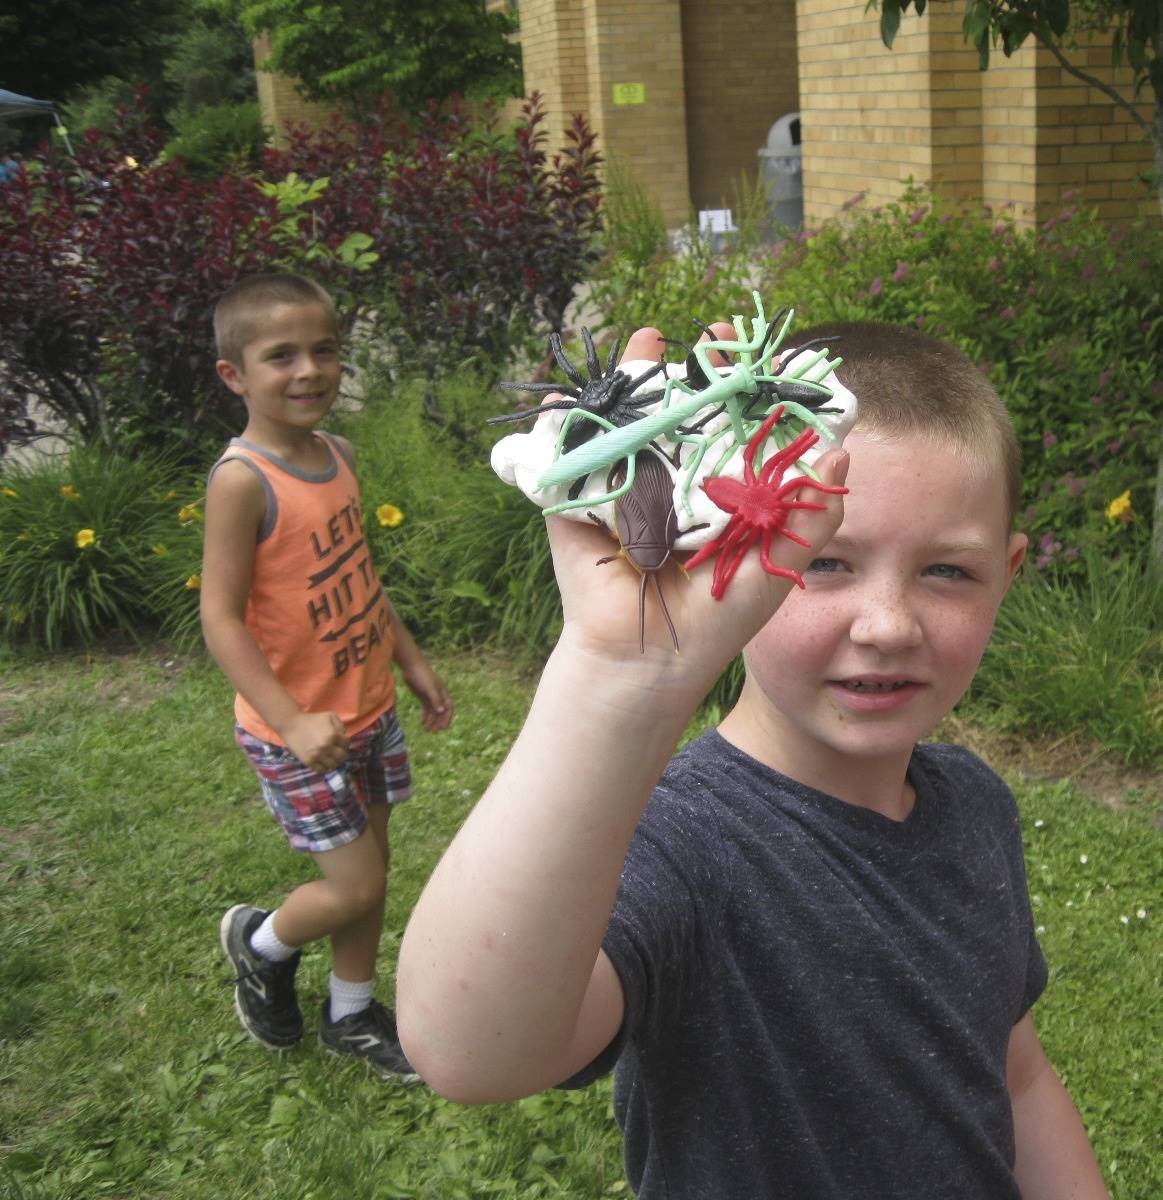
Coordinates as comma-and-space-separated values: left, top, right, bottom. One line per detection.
1, 92, 602, 459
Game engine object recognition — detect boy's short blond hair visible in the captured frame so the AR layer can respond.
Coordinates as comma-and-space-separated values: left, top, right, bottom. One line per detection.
795, 321, 1022, 526
213, 273, 338, 366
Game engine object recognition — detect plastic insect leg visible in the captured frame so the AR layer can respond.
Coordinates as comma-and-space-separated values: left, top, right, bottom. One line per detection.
757, 532, 808, 589
555, 406, 618, 456
549, 332, 587, 391
710, 527, 758, 599
651, 571, 680, 654
543, 450, 638, 515
673, 427, 730, 519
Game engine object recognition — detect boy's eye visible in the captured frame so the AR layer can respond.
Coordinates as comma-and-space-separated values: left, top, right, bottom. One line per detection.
926, 563, 970, 580
807, 557, 845, 574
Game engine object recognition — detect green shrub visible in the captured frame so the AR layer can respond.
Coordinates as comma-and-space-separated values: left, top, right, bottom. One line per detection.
967, 550, 1163, 766
0, 447, 203, 649
587, 227, 758, 346
600, 155, 669, 270
761, 184, 1162, 568
163, 100, 268, 178
338, 369, 561, 656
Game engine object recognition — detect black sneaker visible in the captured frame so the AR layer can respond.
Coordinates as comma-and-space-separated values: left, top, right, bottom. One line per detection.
219, 904, 303, 1048
319, 998, 420, 1082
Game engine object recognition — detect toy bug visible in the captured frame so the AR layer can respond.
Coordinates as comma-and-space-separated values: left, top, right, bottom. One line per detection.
535, 294, 841, 514
683, 405, 849, 599
666, 319, 840, 435
591, 449, 703, 654
488, 327, 666, 462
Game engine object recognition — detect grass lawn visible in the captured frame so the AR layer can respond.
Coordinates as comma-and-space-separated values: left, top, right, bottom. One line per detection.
1, 646, 1159, 1198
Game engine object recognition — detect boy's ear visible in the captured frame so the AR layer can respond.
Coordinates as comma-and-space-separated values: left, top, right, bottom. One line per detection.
1003, 532, 1027, 591
216, 358, 247, 397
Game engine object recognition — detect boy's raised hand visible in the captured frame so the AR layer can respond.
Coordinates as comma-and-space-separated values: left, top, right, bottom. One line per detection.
545, 323, 848, 692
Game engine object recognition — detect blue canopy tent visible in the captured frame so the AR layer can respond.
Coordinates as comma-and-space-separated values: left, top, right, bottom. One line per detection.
0, 88, 75, 156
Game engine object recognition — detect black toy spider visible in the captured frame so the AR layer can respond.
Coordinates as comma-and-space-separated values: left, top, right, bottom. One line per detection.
488, 327, 666, 457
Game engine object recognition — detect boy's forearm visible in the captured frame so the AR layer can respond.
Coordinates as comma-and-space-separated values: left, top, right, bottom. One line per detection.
397, 640, 701, 1101
202, 614, 304, 738
383, 595, 427, 673
1012, 1063, 1108, 1199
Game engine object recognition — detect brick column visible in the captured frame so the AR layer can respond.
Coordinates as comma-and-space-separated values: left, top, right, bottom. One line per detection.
579, 0, 691, 226
252, 35, 340, 148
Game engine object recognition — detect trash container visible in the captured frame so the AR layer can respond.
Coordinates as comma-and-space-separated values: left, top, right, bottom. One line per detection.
757, 112, 802, 231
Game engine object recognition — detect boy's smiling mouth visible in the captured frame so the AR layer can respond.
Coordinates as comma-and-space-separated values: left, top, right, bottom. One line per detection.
839, 678, 914, 693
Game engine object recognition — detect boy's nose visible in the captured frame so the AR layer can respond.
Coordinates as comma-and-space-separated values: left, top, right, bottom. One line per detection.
848, 587, 923, 653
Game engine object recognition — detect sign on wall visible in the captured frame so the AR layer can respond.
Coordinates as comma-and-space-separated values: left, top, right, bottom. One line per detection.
612, 83, 646, 106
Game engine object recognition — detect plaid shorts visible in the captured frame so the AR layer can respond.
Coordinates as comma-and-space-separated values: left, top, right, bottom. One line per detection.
234, 707, 412, 854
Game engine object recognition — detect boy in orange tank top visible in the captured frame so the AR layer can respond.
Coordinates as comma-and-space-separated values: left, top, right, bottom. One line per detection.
201, 273, 453, 1079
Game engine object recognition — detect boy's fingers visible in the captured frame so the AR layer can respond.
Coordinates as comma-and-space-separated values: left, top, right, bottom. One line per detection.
695, 320, 737, 369
619, 326, 665, 363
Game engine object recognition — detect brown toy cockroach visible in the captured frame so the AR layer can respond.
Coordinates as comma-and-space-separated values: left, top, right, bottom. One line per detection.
590, 448, 705, 654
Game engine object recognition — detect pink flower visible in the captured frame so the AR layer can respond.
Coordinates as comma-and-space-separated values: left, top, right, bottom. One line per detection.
1042, 432, 1057, 449
1035, 531, 1062, 570
908, 205, 928, 225
1060, 473, 1086, 497
915, 315, 926, 329
869, 277, 883, 296
1026, 285, 1038, 298
842, 191, 867, 211
1081, 263, 1095, 281
1096, 369, 1112, 389
987, 257, 1001, 274
1107, 438, 1124, 454
993, 223, 1008, 237
892, 261, 909, 283
1090, 395, 1104, 407
999, 306, 1017, 320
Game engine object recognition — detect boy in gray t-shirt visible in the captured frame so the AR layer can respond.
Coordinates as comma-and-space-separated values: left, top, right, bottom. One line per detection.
397, 321, 1108, 1198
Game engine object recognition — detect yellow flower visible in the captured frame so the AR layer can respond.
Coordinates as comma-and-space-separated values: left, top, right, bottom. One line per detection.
185, 574, 202, 589
1, 487, 16, 498
162, 489, 178, 502
376, 503, 404, 529
125, 155, 138, 169
152, 543, 170, 556
60, 485, 80, 499
178, 503, 202, 525
1106, 490, 1133, 523
75, 528, 96, 549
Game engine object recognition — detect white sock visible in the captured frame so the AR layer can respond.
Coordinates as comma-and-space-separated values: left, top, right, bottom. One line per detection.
250, 911, 298, 962
328, 973, 374, 1022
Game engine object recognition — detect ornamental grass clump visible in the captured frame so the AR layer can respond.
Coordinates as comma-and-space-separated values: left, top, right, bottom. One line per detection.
968, 549, 1163, 767
0, 447, 203, 649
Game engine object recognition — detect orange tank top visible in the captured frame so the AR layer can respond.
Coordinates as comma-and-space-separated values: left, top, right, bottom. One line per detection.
211, 432, 396, 744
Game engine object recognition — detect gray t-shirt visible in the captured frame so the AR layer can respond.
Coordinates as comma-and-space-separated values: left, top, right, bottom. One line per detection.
569, 732, 1047, 1199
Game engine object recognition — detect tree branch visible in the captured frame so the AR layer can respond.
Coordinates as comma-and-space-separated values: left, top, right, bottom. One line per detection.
1032, 30, 1156, 140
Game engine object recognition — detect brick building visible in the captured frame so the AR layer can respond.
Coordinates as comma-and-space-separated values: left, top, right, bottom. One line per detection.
254, 3, 1157, 228
495, 0, 1156, 228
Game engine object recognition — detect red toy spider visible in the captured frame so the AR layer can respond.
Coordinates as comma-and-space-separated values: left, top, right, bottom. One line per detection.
684, 405, 848, 599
